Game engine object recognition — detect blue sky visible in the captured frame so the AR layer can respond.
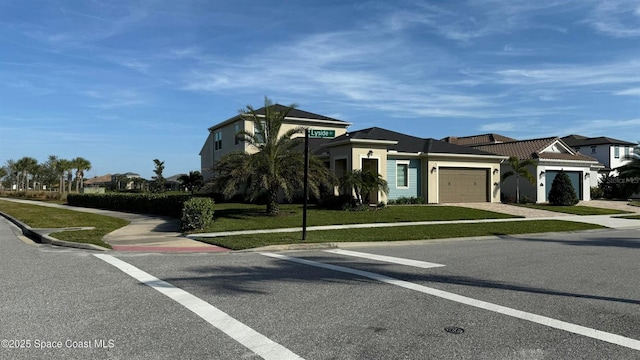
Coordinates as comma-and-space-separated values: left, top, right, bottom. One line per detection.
1, 0, 639, 179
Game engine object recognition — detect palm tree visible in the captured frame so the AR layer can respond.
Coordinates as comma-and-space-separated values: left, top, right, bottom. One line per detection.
56, 159, 72, 193
501, 156, 536, 204
340, 169, 389, 206
212, 97, 336, 215
15, 157, 38, 190
152, 159, 166, 192
72, 157, 92, 192
178, 171, 204, 195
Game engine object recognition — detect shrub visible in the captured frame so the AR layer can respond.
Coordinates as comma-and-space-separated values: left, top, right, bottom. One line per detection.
387, 196, 426, 205
319, 194, 356, 210
181, 197, 215, 232
548, 171, 578, 206
590, 186, 604, 200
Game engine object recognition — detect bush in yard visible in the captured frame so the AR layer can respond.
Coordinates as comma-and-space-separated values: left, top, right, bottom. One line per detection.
67, 193, 191, 217
548, 171, 578, 206
181, 197, 215, 232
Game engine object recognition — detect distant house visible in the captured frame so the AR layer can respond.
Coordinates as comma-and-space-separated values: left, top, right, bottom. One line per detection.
470, 137, 603, 202
200, 104, 352, 181
561, 135, 637, 179
165, 174, 186, 191
112, 172, 144, 190
84, 174, 113, 187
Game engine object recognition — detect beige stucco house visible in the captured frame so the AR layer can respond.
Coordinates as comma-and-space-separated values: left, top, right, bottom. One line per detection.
200, 105, 351, 181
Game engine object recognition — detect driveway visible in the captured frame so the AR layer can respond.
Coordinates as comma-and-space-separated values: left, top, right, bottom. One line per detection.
455, 200, 640, 218
450, 202, 570, 218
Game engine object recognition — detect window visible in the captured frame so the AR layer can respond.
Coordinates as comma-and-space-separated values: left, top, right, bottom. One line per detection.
235, 123, 240, 145
254, 121, 266, 144
214, 131, 222, 150
614, 145, 620, 159
625, 146, 630, 156
591, 146, 596, 154
396, 163, 408, 187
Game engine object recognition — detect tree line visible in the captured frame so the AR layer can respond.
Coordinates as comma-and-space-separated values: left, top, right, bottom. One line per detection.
0, 156, 91, 192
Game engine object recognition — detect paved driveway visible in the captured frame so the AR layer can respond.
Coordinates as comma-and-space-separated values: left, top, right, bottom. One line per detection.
454, 200, 640, 218
449, 202, 569, 218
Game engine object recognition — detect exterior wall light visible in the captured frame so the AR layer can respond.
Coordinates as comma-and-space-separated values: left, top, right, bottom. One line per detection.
431, 167, 437, 174
367, 150, 374, 158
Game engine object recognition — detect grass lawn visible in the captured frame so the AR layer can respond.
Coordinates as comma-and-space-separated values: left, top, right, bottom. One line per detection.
195, 220, 604, 250
201, 203, 520, 233
517, 204, 630, 215
0, 201, 129, 249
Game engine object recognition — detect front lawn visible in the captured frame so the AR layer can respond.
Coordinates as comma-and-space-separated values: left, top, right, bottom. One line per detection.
195, 220, 604, 250
201, 203, 519, 233
0, 200, 129, 248
516, 204, 630, 215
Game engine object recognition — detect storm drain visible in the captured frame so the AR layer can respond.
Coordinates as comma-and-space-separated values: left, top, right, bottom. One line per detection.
444, 327, 465, 334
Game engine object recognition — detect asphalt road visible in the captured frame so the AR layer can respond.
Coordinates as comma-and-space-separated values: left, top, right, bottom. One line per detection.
1, 217, 639, 359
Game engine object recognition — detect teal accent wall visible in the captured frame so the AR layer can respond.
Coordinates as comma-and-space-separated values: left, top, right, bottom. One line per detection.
387, 158, 421, 199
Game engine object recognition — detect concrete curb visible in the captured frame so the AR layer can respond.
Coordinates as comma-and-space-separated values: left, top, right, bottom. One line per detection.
0, 211, 110, 252
242, 228, 611, 252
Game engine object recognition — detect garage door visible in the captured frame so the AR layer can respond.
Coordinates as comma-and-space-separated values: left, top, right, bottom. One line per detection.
439, 168, 489, 203
545, 171, 582, 201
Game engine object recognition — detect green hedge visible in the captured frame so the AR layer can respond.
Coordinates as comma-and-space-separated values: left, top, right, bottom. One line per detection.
181, 198, 215, 232
67, 193, 192, 217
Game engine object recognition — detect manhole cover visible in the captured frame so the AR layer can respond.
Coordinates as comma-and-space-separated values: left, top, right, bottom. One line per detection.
444, 327, 465, 334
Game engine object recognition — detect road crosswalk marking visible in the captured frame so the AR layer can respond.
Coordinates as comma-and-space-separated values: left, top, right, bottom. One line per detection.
324, 249, 445, 269
262, 252, 640, 351
95, 254, 304, 360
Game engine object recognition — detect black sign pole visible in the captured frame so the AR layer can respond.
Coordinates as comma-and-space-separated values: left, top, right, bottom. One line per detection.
302, 129, 309, 240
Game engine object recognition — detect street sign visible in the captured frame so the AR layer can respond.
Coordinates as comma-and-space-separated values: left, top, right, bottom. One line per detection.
308, 129, 335, 138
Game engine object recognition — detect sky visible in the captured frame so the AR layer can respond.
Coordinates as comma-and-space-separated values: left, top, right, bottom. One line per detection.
1, 0, 639, 179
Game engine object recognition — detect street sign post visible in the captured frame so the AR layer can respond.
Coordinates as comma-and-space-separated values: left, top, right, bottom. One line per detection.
302, 128, 336, 240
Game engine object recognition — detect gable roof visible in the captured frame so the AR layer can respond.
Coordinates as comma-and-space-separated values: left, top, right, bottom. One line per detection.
442, 133, 517, 146
209, 104, 351, 130
561, 134, 635, 147
328, 127, 501, 157
473, 137, 599, 162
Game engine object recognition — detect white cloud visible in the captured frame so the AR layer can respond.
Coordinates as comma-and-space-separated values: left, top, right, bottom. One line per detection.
615, 87, 640, 96
585, 0, 640, 37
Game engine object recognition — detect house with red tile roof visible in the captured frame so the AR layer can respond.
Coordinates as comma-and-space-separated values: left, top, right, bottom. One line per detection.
472, 137, 603, 202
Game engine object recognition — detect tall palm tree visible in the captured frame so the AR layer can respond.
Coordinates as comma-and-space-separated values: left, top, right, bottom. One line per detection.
340, 169, 389, 206
72, 157, 92, 192
501, 156, 536, 204
212, 97, 336, 215
56, 159, 72, 193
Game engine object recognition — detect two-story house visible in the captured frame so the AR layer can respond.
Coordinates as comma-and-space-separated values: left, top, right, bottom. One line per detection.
200, 105, 352, 181
561, 135, 637, 186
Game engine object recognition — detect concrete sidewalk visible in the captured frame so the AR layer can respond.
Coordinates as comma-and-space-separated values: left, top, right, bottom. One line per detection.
4, 197, 640, 252
0, 198, 229, 253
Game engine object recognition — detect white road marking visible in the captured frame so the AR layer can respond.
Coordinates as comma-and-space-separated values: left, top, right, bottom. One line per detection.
94, 254, 303, 360
324, 249, 445, 269
262, 252, 640, 351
